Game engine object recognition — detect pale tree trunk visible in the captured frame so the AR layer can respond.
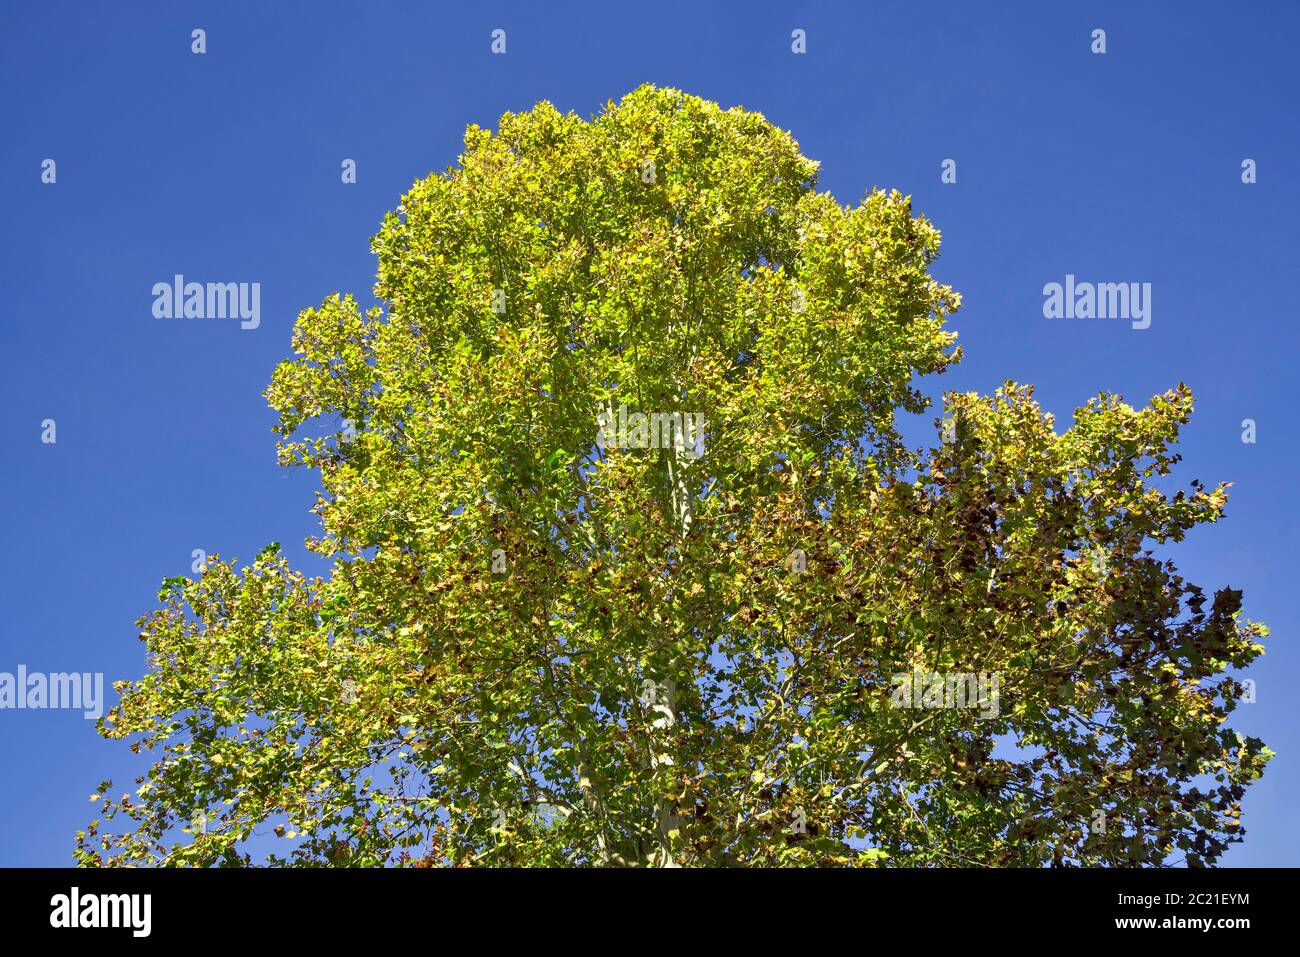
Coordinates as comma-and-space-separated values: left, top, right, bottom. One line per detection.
646, 678, 680, 867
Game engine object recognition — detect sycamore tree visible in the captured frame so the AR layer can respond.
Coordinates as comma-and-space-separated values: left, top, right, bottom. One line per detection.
78, 85, 1270, 868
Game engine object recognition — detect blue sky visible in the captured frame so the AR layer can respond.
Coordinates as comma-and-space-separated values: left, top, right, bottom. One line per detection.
1, 0, 1296, 866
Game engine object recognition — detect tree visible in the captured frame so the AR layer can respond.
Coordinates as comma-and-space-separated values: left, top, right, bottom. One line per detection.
78, 85, 1271, 867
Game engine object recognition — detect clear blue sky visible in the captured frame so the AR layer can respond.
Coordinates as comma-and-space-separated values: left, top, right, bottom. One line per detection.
1, 0, 1296, 866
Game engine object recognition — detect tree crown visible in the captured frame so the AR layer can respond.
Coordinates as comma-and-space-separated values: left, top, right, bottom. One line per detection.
80, 85, 1270, 868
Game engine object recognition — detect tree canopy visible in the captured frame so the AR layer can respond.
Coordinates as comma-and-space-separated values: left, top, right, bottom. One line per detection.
78, 85, 1271, 867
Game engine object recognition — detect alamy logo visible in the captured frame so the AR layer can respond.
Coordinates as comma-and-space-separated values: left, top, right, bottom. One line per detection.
890, 669, 1000, 719
1042, 274, 1151, 330
596, 404, 705, 459
0, 666, 103, 719
152, 274, 261, 329
50, 887, 151, 937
